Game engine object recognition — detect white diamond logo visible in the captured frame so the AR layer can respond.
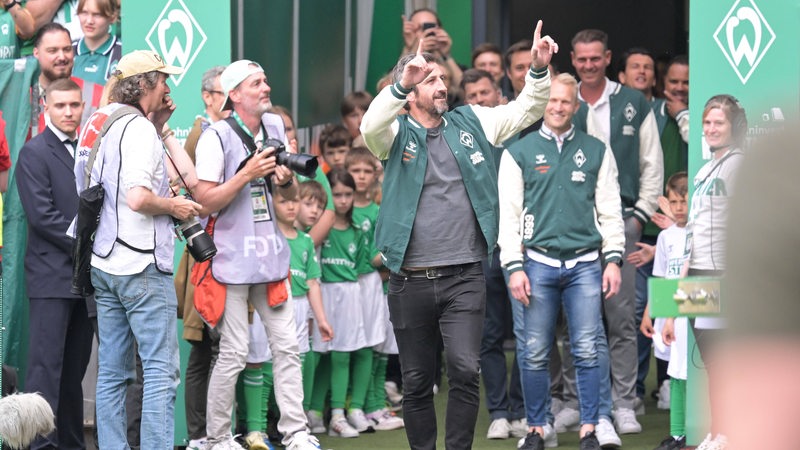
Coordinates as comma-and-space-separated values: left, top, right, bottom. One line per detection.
713, 0, 775, 84
573, 149, 586, 168
145, 0, 207, 86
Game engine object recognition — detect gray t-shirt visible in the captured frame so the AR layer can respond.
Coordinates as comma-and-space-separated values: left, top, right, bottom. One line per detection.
403, 125, 487, 267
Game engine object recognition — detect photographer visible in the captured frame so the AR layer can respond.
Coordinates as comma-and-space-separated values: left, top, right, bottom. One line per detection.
193, 59, 319, 450
82, 50, 200, 449
401, 8, 463, 99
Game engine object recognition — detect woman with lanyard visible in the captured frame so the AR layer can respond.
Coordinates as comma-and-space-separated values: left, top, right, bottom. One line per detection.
684, 94, 747, 450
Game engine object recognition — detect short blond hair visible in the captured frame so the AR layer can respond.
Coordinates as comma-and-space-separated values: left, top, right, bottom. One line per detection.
552, 72, 579, 103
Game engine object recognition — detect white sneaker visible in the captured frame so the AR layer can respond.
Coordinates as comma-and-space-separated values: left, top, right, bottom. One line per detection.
487, 417, 512, 439
657, 380, 671, 410
696, 433, 715, 450
595, 418, 622, 448
244, 431, 272, 450
286, 431, 321, 450
306, 410, 326, 434
208, 436, 245, 450
612, 407, 642, 434
385, 381, 403, 404
367, 408, 404, 431
328, 414, 359, 438
187, 437, 210, 450
696, 433, 728, 450
542, 423, 558, 448
553, 406, 580, 433
712, 433, 729, 449
510, 418, 528, 439
347, 408, 374, 432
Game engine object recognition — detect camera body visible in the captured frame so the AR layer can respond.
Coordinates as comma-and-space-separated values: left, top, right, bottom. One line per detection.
173, 194, 217, 262
263, 138, 318, 178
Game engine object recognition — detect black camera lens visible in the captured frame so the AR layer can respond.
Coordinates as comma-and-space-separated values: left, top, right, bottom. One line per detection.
265, 138, 319, 178
174, 216, 217, 262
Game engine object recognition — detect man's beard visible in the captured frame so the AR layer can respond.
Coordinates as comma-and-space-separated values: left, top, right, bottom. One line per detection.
42, 64, 71, 82
433, 99, 448, 115
426, 96, 448, 116
256, 100, 273, 116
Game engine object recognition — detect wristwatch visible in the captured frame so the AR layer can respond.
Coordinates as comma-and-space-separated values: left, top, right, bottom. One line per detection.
3, 0, 20, 11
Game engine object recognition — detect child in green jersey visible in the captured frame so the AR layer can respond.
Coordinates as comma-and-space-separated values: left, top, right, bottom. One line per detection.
309, 169, 377, 438
346, 147, 404, 431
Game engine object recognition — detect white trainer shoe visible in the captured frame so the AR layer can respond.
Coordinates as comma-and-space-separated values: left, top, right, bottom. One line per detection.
328, 414, 359, 438
487, 417, 512, 439
595, 417, 622, 448
385, 381, 403, 406
696, 433, 728, 450
208, 436, 245, 450
187, 437, 211, 450
542, 423, 558, 448
696, 433, 715, 450
285, 431, 321, 450
612, 407, 642, 434
306, 410, 326, 434
553, 406, 580, 433
347, 408, 374, 433
367, 408, 404, 431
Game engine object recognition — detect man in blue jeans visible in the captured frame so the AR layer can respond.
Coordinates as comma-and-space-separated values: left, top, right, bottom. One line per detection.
498, 73, 624, 450
80, 50, 200, 449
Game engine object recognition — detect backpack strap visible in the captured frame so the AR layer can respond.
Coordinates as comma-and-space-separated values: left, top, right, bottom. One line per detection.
83, 105, 145, 189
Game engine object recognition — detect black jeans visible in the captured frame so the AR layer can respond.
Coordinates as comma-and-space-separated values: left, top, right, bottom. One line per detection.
388, 262, 485, 450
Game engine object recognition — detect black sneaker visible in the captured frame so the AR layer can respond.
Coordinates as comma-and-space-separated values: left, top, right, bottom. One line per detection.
580, 431, 601, 450
654, 435, 686, 450
517, 431, 545, 450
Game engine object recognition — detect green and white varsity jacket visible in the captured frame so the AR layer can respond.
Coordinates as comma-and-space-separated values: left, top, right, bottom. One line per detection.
498, 126, 624, 274
572, 79, 663, 226
360, 66, 551, 273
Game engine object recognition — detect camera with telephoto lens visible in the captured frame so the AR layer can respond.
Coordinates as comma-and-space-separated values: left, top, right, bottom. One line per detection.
263, 138, 318, 178
173, 195, 217, 262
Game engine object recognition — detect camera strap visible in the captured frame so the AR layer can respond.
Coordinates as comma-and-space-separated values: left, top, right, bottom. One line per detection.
224, 116, 276, 193
83, 105, 144, 189
224, 116, 269, 155
163, 146, 195, 199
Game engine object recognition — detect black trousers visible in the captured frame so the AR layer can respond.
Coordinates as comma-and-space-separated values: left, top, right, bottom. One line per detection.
26, 298, 93, 450
184, 326, 218, 440
388, 262, 485, 450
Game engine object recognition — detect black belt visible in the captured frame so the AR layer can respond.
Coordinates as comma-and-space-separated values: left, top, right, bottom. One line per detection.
397, 262, 478, 279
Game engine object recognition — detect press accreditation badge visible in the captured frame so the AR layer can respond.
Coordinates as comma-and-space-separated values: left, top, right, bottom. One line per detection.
250, 182, 271, 222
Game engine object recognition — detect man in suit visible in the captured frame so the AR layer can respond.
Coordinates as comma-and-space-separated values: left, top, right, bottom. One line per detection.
16, 77, 93, 450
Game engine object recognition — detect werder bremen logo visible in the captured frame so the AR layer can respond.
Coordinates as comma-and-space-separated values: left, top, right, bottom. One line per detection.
713, 0, 775, 84
145, 0, 207, 86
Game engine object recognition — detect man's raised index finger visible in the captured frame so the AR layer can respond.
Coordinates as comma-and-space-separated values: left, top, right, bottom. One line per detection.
532, 20, 543, 43
417, 38, 424, 56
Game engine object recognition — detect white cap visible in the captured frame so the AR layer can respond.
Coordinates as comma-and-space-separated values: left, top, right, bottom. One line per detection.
220, 59, 264, 111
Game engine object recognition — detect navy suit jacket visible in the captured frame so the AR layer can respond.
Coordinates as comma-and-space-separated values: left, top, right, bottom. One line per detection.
16, 126, 81, 299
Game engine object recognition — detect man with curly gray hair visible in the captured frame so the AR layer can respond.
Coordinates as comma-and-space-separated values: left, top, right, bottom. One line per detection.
75, 49, 201, 449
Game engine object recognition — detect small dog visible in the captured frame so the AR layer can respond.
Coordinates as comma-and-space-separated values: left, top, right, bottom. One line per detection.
0, 393, 55, 449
